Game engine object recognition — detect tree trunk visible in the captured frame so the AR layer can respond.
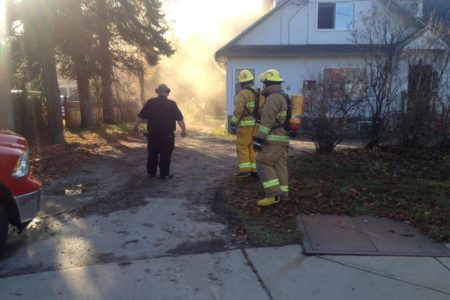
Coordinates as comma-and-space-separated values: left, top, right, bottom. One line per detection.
0, 45, 14, 130
95, 0, 115, 124
138, 70, 146, 105
40, 47, 64, 144
74, 53, 94, 129
73, 0, 93, 129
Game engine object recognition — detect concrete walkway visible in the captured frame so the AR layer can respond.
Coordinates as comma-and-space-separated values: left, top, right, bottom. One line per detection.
2, 245, 450, 299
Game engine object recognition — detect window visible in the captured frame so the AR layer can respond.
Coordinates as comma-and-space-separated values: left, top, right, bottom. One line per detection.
303, 80, 317, 91
234, 69, 255, 96
318, 2, 354, 30
323, 68, 366, 99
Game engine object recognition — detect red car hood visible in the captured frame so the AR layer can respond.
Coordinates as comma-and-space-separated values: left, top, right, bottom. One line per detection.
0, 129, 28, 152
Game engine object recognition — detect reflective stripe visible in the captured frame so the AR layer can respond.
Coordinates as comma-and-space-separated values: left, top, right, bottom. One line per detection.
246, 101, 255, 109
259, 125, 270, 134
231, 116, 239, 123
267, 134, 289, 142
277, 111, 287, 119
239, 120, 256, 126
250, 163, 256, 169
262, 178, 280, 189
239, 162, 252, 169
280, 185, 289, 192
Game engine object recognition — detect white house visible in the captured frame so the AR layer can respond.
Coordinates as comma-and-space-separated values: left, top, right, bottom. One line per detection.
215, 0, 450, 127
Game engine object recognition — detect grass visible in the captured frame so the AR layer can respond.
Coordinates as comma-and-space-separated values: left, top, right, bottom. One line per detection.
216, 148, 450, 246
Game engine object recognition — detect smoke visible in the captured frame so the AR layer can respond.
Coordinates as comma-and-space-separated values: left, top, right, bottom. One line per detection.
146, 0, 267, 124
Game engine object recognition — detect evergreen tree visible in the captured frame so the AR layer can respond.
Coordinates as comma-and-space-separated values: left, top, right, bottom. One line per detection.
92, 0, 174, 123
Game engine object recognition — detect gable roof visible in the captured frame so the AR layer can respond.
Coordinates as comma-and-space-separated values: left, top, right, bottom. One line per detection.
215, 0, 445, 61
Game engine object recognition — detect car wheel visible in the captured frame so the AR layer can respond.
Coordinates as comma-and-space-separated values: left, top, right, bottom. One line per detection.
0, 205, 8, 252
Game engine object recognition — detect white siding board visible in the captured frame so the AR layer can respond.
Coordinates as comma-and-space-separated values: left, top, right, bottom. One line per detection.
234, 0, 375, 46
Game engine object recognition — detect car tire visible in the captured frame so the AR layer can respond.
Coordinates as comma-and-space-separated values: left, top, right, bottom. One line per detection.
0, 205, 8, 252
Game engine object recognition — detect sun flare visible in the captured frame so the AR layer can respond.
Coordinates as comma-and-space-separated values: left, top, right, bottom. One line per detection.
164, 0, 263, 42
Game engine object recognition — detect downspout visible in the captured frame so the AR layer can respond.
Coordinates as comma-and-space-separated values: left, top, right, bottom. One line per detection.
287, 0, 307, 44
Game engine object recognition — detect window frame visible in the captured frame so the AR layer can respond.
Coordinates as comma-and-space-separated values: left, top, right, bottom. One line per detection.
317, 2, 355, 31
322, 67, 367, 100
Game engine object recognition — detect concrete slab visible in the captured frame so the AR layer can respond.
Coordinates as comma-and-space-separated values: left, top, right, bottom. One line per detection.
0, 250, 269, 300
0, 197, 229, 278
298, 214, 450, 256
246, 246, 450, 300
323, 256, 450, 294
354, 216, 450, 256
298, 214, 376, 253
437, 258, 450, 270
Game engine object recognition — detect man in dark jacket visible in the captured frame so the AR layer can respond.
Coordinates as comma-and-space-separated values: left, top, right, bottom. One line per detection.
132, 84, 187, 179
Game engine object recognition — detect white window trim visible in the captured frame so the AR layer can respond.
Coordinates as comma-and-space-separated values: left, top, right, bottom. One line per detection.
316, 1, 355, 32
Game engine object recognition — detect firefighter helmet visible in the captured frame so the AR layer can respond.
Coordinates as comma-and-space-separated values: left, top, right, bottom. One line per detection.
259, 69, 284, 83
238, 69, 254, 83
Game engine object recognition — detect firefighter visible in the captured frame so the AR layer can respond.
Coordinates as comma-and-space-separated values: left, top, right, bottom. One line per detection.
230, 69, 258, 177
253, 69, 289, 207
132, 84, 187, 179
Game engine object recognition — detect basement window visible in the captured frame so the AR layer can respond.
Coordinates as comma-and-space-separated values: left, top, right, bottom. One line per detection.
318, 2, 354, 30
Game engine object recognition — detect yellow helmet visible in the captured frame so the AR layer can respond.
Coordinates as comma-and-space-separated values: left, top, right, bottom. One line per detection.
259, 69, 284, 83
238, 69, 254, 83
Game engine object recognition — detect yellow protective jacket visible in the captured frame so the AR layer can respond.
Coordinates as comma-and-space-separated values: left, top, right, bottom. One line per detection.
255, 84, 289, 146
231, 84, 257, 127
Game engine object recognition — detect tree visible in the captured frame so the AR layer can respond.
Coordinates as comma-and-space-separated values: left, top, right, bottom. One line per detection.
92, 0, 174, 123
58, 0, 95, 129
353, 3, 450, 150
395, 17, 450, 148
20, 0, 64, 144
305, 70, 365, 154
352, 3, 414, 149
0, 5, 14, 130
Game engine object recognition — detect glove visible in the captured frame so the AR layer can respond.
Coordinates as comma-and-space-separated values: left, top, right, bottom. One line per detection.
253, 137, 264, 152
230, 124, 237, 135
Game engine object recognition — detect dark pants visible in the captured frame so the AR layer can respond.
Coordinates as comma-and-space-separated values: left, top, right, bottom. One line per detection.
147, 134, 175, 176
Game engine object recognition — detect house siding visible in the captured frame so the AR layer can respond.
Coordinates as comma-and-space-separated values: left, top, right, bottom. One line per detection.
226, 56, 367, 116
235, 0, 375, 46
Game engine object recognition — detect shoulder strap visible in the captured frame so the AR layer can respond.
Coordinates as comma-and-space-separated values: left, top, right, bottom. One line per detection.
242, 86, 259, 117
269, 91, 290, 130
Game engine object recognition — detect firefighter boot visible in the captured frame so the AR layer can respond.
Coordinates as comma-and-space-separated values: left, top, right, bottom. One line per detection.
256, 195, 280, 207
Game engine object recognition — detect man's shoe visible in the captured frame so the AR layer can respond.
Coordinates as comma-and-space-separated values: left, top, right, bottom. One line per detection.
159, 174, 174, 180
236, 172, 251, 178
256, 196, 280, 207
250, 172, 258, 178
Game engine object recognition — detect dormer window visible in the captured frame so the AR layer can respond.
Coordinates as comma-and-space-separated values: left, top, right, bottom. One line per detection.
318, 2, 354, 30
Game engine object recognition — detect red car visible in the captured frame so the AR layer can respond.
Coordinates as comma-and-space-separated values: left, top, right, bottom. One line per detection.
0, 129, 41, 251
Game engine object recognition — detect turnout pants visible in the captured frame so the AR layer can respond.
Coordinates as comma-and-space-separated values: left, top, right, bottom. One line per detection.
147, 134, 175, 176
236, 126, 256, 173
256, 143, 289, 200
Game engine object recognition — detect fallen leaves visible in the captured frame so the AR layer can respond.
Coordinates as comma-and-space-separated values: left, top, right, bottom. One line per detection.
220, 148, 450, 243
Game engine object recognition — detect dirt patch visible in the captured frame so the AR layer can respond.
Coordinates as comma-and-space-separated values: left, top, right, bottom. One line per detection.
166, 239, 231, 256
213, 186, 301, 247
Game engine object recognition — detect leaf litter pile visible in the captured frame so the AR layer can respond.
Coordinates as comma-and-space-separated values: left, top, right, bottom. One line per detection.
30, 125, 134, 183
217, 148, 450, 246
